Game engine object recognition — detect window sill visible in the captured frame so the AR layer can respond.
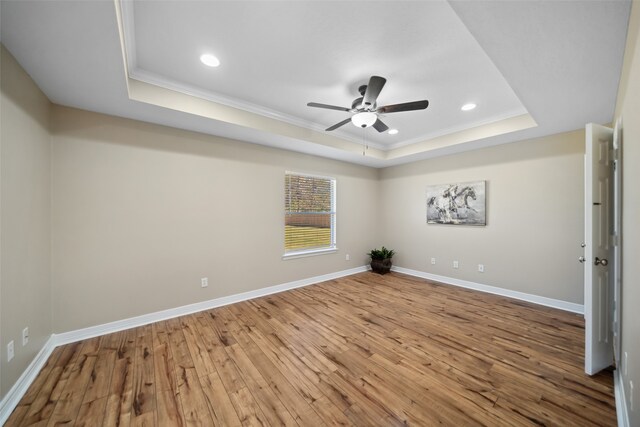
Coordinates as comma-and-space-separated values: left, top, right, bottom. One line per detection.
282, 247, 338, 260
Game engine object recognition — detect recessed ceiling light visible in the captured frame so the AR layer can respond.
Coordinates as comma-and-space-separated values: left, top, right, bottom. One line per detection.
461, 103, 476, 111
388, 129, 399, 135
200, 53, 220, 67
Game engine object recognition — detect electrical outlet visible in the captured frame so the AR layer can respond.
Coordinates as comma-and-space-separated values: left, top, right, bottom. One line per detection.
431, 257, 436, 265
478, 264, 484, 273
201, 277, 208, 288
625, 352, 629, 376
345, 254, 350, 261
22, 327, 29, 346
453, 260, 459, 269
7, 341, 14, 362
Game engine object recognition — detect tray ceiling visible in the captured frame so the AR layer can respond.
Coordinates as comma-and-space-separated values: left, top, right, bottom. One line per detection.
0, 0, 631, 167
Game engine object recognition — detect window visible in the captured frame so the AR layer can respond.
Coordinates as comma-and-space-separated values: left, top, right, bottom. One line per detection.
284, 172, 336, 256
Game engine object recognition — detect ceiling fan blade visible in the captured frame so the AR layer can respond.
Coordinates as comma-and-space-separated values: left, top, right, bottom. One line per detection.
377, 100, 429, 114
307, 102, 351, 112
326, 117, 352, 131
372, 118, 389, 133
362, 76, 386, 108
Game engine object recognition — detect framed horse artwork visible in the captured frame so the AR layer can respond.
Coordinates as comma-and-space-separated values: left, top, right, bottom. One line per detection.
426, 181, 486, 225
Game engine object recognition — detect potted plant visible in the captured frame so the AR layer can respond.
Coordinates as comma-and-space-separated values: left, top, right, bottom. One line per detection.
368, 246, 395, 274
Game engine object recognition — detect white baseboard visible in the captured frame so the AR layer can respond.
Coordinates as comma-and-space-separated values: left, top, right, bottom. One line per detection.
614, 369, 630, 427
54, 265, 368, 346
391, 266, 584, 314
0, 335, 56, 425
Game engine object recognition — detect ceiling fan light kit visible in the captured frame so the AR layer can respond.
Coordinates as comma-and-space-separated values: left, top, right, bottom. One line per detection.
351, 112, 377, 128
307, 75, 429, 133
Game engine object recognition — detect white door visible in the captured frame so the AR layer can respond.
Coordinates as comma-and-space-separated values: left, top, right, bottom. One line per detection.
584, 123, 614, 375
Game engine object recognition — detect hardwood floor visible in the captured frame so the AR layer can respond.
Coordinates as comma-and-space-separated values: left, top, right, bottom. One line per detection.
5, 272, 616, 426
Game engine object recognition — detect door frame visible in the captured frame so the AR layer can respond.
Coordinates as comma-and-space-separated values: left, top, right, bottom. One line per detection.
612, 118, 622, 365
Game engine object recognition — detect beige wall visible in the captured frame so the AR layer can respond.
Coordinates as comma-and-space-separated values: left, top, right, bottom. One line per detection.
379, 130, 585, 304
51, 106, 380, 332
614, 0, 640, 422
0, 46, 52, 398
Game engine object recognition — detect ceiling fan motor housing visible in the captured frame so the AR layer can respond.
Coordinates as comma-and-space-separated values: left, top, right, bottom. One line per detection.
352, 97, 375, 111
357, 84, 377, 109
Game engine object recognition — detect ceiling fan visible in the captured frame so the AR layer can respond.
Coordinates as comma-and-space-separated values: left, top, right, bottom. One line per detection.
307, 76, 429, 132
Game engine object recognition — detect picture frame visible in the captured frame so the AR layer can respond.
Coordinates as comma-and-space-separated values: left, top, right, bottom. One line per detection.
426, 181, 486, 225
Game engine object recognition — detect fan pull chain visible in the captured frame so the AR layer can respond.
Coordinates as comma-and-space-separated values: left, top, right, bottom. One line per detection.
362, 127, 369, 156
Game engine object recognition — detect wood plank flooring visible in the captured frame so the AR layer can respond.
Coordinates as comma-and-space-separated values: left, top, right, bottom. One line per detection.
5, 272, 617, 426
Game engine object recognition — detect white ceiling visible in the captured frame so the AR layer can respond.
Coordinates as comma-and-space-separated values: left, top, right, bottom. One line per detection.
0, 0, 631, 167
126, 0, 527, 149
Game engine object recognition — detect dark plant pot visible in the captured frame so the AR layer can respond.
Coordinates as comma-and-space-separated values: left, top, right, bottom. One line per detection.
370, 258, 392, 275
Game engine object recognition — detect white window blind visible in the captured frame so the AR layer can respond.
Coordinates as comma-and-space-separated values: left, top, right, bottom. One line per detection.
285, 172, 336, 254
